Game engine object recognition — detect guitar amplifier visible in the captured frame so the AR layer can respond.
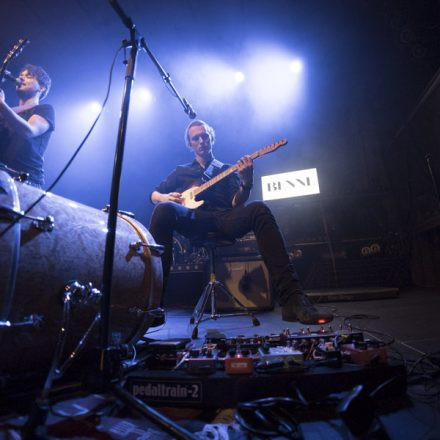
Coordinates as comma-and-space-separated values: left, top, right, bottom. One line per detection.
215, 256, 274, 311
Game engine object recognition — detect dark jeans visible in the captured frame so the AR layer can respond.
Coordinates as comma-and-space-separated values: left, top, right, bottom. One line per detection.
149, 201, 302, 304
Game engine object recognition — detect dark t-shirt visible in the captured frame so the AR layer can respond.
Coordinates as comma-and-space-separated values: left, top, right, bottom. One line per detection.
154, 158, 240, 211
0, 103, 55, 186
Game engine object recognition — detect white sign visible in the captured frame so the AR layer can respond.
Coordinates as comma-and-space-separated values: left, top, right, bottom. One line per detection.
261, 168, 320, 201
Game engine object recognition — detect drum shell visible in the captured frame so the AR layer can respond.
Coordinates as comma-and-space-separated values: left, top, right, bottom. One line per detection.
0, 173, 162, 373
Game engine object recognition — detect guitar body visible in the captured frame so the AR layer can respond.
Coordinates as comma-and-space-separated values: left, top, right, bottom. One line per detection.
181, 186, 204, 209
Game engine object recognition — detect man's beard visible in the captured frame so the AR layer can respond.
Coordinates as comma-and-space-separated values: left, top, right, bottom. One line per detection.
16, 88, 38, 101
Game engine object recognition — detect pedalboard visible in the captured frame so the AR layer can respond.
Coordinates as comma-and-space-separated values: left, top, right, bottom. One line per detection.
145, 328, 372, 375
126, 328, 405, 408
126, 363, 406, 408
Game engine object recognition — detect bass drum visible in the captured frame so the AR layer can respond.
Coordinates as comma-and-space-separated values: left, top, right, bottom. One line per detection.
0, 171, 162, 374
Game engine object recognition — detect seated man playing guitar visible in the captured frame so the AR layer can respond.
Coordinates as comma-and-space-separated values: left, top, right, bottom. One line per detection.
149, 119, 332, 324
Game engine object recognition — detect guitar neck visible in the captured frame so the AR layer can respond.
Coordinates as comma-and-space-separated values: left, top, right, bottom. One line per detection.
190, 139, 287, 197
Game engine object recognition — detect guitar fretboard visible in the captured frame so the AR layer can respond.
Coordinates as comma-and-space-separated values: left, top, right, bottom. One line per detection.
192, 139, 287, 197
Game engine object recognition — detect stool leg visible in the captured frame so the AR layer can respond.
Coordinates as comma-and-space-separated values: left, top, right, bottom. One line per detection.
210, 278, 217, 318
190, 282, 213, 325
190, 282, 215, 339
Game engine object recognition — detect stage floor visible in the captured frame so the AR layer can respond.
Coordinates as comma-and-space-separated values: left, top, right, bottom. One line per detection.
155, 286, 440, 355
1, 286, 439, 439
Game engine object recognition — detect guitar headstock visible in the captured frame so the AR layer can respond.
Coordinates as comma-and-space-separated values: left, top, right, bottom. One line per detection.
253, 139, 288, 159
2, 38, 30, 67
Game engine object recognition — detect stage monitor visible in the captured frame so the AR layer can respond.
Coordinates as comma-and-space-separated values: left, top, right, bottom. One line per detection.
261, 168, 320, 201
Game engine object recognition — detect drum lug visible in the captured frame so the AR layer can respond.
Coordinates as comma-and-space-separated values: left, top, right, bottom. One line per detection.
32, 215, 55, 232
62, 280, 102, 306
0, 205, 54, 232
0, 163, 29, 182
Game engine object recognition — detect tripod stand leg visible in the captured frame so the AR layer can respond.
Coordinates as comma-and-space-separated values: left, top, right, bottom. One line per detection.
190, 282, 212, 324
216, 283, 260, 326
190, 283, 214, 339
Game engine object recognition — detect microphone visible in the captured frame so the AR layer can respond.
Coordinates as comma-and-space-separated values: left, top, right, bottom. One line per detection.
1, 69, 22, 87
183, 98, 196, 119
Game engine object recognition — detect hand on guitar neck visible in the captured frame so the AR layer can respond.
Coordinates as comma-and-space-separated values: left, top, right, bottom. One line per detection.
236, 155, 253, 187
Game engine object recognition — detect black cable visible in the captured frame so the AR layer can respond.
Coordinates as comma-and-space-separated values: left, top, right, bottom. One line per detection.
341, 314, 396, 346
408, 350, 440, 376
405, 350, 440, 405
235, 397, 306, 438
0, 44, 122, 240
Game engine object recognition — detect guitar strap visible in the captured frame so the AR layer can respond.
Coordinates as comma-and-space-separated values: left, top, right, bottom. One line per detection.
202, 158, 224, 182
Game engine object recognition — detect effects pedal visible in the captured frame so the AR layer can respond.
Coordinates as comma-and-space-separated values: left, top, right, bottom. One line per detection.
148, 338, 191, 370
341, 341, 387, 365
257, 345, 304, 369
186, 348, 217, 374
314, 341, 343, 367
224, 349, 254, 374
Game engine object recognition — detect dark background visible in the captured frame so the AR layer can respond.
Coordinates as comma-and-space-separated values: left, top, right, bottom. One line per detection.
1, 0, 439, 287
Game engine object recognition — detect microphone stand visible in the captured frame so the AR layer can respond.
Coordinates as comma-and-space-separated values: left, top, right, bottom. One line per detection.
100, 2, 197, 438
99, 0, 137, 363
139, 37, 196, 119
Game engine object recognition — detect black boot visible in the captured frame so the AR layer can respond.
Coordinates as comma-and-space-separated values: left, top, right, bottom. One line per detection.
281, 291, 333, 324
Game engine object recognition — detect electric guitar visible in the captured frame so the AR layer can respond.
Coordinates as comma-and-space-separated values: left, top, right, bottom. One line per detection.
0, 38, 30, 80
181, 139, 288, 209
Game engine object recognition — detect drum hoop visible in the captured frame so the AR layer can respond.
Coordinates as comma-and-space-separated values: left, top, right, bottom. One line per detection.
117, 213, 150, 257
116, 213, 163, 343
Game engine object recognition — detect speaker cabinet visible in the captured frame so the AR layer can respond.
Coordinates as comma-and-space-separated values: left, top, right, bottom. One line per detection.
164, 269, 205, 308
215, 257, 274, 311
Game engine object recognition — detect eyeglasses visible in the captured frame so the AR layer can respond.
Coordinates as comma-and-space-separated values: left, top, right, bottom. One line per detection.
190, 132, 210, 142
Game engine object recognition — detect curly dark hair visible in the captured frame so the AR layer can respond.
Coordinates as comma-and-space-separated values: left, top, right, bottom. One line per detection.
20, 64, 52, 100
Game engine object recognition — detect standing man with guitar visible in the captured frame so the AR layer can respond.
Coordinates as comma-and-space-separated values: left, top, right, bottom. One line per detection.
149, 119, 333, 324
0, 64, 55, 188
